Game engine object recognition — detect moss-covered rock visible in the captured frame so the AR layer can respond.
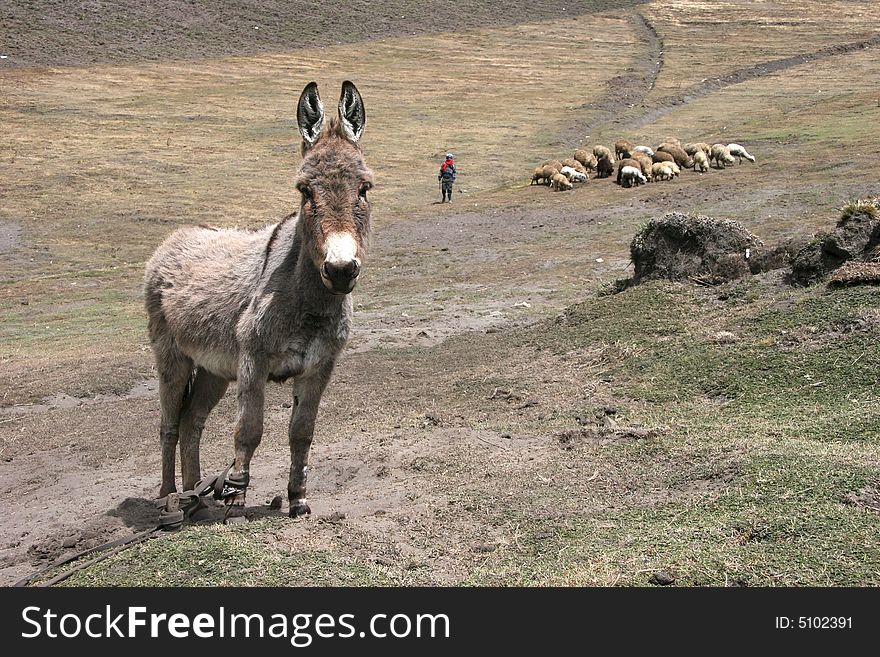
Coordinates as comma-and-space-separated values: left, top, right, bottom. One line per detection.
630, 212, 762, 284
790, 198, 880, 286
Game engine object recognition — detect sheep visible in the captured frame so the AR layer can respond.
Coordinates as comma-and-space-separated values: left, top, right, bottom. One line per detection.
630, 151, 654, 178
634, 145, 655, 158
561, 158, 588, 175
650, 162, 676, 181
692, 150, 709, 172
574, 149, 598, 172
531, 164, 558, 185
710, 143, 736, 168
616, 158, 640, 184
550, 172, 573, 191
652, 159, 680, 177
652, 150, 675, 164
592, 145, 614, 163
684, 142, 712, 157
596, 156, 614, 178
541, 159, 564, 171
727, 143, 756, 163
657, 143, 694, 169
658, 137, 681, 149
614, 138, 635, 160
560, 166, 587, 183
619, 165, 647, 188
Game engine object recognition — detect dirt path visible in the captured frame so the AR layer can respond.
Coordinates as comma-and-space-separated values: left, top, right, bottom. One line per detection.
559, 11, 664, 146
564, 13, 880, 136
626, 32, 880, 130
0, 221, 21, 254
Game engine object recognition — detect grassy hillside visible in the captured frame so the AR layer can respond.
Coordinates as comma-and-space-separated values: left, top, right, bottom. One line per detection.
0, 0, 640, 67
65, 279, 880, 586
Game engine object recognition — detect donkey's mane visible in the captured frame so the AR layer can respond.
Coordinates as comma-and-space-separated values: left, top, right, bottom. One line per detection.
262, 211, 298, 273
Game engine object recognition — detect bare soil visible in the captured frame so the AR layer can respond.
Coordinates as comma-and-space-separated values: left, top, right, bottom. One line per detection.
0, 0, 641, 68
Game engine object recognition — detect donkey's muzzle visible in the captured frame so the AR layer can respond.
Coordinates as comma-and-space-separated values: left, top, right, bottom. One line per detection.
321, 260, 360, 294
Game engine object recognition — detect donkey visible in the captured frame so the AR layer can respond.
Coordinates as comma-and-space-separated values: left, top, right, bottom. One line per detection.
144, 81, 372, 517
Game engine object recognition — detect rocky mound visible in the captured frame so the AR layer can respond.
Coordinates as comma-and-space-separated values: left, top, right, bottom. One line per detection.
630, 213, 763, 284
828, 262, 880, 288
790, 198, 880, 285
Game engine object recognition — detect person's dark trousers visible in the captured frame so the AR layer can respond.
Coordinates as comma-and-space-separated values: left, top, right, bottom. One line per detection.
442, 180, 453, 202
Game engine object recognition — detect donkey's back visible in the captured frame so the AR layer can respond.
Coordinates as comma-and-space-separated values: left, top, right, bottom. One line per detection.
144, 223, 274, 377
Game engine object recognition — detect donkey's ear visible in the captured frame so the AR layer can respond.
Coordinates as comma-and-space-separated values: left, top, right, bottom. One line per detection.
297, 81, 325, 149
338, 81, 366, 143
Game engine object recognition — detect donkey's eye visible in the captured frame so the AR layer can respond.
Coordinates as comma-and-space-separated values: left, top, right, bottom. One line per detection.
358, 182, 372, 199
298, 184, 313, 200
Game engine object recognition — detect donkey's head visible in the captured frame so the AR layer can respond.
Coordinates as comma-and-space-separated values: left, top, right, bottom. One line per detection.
296, 81, 372, 295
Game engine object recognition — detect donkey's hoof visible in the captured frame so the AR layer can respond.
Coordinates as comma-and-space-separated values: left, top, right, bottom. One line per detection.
225, 491, 247, 507
158, 486, 177, 498
289, 501, 311, 518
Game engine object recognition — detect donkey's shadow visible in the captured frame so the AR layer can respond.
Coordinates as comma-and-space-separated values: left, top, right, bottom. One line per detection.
108, 496, 286, 531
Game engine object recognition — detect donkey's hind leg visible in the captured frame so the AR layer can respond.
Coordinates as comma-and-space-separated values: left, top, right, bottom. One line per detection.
179, 367, 229, 491
156, 347, 193, 497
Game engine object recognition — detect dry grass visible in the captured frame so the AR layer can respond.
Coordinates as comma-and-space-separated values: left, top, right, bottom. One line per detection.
1, 13, 639, 366
1, 14, 638, 279
0, 14, 650, 417
643, 0, 880, 96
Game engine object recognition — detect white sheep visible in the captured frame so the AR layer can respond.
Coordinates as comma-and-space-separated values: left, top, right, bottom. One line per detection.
561, 158, 588, 175
727, 143, 755, 163
634, 145, 655, 158
619, 165, 647, 188
560, 166, 587, 183
693, 150, 709, 172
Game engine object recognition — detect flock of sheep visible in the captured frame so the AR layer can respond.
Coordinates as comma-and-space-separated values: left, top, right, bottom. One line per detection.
531, 138, 755, 191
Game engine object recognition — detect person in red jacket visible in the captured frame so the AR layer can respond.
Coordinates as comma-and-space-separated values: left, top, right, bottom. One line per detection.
438, 152, 456, 202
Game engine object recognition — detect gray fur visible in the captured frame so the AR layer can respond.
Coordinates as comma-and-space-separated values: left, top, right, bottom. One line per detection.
144, 81, 372, 517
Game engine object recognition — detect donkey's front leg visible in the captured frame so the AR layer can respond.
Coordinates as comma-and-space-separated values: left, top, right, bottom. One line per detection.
228, 355, 267, 506
288, 359, 336, 517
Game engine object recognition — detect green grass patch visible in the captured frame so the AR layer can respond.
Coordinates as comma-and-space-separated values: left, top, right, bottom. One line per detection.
0, 288, 145, 350
466, 454, 880, 586
49, 276, 880, 587
62, 520, 394, 587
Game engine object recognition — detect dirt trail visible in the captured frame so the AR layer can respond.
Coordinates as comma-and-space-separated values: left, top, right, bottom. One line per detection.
569, 12, 880, 136
626, 33, 880, 130
559, 12, 664, 146
0, 221, 21, 254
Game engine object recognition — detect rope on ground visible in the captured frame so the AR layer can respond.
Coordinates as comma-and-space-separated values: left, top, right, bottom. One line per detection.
13, 462, 240, 587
